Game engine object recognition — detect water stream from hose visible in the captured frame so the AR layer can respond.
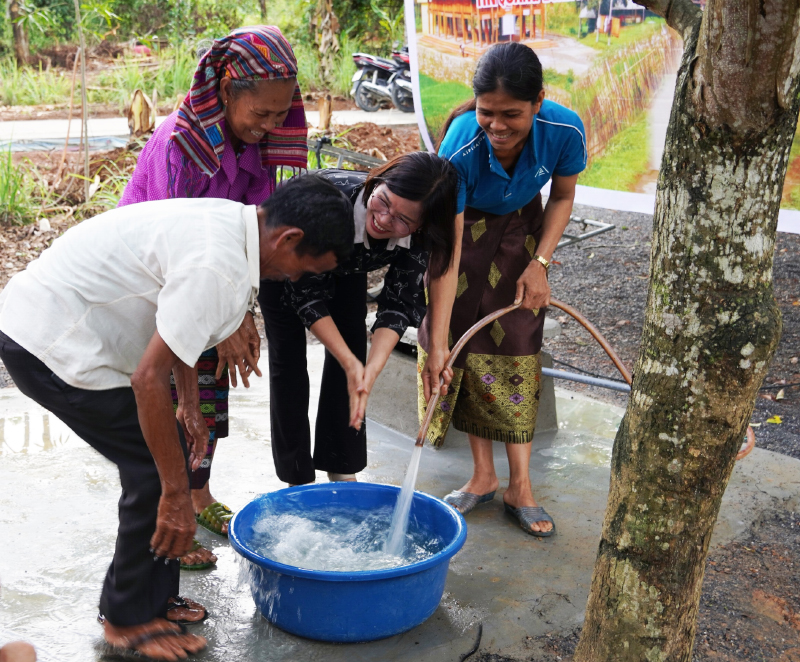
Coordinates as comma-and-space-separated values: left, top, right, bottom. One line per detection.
384, 444, 424, 556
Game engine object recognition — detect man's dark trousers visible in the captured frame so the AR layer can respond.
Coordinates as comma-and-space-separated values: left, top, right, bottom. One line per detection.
0, 332, 186, 626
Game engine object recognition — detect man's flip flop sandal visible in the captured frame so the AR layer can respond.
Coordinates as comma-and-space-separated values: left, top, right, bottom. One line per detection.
504, 503, 556, 538
442, 490, 496, 516
179, 539, 216, 571
195, 502, 233, 536
97, 597, 209, 628
166, 596, 209, 624
99, 623, 205, 662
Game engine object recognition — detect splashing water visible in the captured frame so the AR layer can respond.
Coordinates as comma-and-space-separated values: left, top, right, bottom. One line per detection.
250, 502, 442, 572
384, 444, 423, 557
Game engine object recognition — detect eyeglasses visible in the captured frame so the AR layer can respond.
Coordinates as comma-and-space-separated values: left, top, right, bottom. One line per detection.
367, 190, 418, 236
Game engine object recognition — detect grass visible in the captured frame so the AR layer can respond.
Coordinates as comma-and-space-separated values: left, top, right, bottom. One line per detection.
0, 47, 195, 111
89, 162, 131, 211
419, 74, 474, 143
579, 111, 650, 191
544, 3, 581, 38
294, 41, 324, 94
543, 68, 576, 94
90, 47, 196, 112
0, 58, 73, 106
330, 33, 361, 98
294, 34, 363, 97
0, 147, 50, 225
581, 18, 665, 53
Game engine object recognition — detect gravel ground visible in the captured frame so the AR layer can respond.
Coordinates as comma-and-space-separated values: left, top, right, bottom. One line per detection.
501, 509, 800, 662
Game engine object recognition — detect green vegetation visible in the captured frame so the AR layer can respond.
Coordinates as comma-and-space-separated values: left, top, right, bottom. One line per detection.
0, 147, 54, 225
582, 18, 664, 52
419, 74, 473, 143
544, 4, 581, 38
0, 58, 72, 106
579, 111, 650, 191
0, 0, 403, 97
543, 68, 576, 94
90, 47, 195, 111
781, 127, 800, 209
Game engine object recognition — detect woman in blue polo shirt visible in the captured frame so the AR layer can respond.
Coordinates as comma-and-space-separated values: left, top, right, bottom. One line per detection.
418, 42, 586, 538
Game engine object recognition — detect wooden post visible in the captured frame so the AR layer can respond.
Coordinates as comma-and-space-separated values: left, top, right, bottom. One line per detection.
542, 2, 547, 37
318, 94, 332, 130
72, 0, 90, 204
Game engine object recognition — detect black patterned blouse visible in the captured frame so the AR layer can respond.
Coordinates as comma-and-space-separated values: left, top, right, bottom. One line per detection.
283, 169, 429, 337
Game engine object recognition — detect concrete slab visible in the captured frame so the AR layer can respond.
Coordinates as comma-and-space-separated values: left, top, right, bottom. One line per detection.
1, 343, 798, 661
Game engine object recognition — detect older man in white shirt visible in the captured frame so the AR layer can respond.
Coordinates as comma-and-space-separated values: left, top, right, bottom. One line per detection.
0, 175, 353, 661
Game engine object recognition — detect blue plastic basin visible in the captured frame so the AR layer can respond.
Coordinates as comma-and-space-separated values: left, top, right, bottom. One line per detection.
229, 482, 467, 642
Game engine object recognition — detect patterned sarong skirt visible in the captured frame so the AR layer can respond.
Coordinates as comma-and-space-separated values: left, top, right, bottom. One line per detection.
170, 347, 229, 488
417, 194, 546, 446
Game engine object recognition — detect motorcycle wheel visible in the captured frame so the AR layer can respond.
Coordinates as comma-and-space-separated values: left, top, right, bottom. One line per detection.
354, 82, 382, 113
391, 84, 415, 113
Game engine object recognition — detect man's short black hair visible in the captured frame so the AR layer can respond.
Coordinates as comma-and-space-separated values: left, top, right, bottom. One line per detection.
260, 174, 354, 264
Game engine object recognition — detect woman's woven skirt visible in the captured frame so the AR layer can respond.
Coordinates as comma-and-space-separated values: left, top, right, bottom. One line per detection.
417, 194, 546, 446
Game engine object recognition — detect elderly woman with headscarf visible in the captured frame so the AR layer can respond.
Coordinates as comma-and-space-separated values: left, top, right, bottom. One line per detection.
119, 26, 308, 579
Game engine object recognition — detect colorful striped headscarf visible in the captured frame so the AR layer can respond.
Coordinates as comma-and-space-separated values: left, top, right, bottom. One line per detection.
171, 26, 308, 177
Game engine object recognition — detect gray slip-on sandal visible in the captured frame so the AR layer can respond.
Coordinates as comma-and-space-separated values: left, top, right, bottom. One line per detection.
443, 490, 496, 515
504, 503, 556, 538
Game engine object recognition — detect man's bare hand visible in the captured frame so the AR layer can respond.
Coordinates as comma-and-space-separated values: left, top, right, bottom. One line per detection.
215, 311, 262, 387
151, 491, 196, 559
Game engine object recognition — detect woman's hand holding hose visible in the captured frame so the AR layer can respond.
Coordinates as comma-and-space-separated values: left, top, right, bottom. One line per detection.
421, 345, 454, 402
514, 260, 550, 313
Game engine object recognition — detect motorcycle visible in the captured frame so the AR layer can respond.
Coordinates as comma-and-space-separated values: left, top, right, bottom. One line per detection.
350, 46, 413, 113
389, 46, 414, 113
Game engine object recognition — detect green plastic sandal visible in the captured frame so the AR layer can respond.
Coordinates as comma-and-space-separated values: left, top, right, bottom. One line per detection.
195, 502, 233, 537
179, 539, 216, 571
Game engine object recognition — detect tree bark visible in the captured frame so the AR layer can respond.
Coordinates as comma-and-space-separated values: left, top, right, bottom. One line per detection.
8, 0, 30, 65
574, 1, 799, 660
315, 0, 340, 85
259, 0, 267, 21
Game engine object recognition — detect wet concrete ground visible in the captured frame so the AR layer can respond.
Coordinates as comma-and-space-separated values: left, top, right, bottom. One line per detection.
1, 344, 798, 661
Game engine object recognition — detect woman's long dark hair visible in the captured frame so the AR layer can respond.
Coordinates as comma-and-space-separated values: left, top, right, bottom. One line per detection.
362, 152, 459, 279
437, 42, 544, 149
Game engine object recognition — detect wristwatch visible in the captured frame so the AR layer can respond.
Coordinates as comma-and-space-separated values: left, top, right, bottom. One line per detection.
532, 254, 551, 272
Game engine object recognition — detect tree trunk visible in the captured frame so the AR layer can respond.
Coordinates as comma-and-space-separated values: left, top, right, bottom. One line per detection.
574, 1, 799, 660
259, 0, 267, 21
8, 0, 30, 65
315, 0, 340, 85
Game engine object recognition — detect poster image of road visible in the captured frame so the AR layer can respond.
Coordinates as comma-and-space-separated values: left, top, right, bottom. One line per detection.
407, 0, 800, 208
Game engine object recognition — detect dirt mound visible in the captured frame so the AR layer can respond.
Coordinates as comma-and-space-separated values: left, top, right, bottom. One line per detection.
333, 123, 420, 161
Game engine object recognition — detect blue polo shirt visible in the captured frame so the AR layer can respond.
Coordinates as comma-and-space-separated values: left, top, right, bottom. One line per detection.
439, 99, 587, 215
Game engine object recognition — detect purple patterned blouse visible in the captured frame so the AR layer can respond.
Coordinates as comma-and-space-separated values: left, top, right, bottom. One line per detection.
119, 111, 275, 207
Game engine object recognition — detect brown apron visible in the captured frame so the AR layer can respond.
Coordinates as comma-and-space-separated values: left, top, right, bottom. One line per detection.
418, 194, 546, 446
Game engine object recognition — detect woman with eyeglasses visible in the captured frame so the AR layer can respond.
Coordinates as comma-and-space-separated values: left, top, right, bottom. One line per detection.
258, 152, 459, 485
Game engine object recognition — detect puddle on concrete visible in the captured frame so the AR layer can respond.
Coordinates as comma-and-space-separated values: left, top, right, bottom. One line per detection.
536, 390, 624, 470
0, 390, 79, 456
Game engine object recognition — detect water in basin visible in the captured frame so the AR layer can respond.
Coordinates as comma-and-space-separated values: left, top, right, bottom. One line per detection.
250, 501, 445, 572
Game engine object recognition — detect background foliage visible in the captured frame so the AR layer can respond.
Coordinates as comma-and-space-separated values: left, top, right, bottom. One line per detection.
0, 0, 404, 55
